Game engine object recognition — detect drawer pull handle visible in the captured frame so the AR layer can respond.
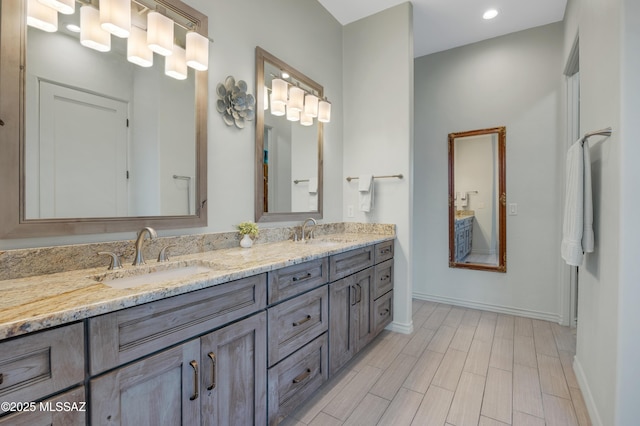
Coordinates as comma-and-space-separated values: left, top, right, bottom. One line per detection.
379, 308, 390, 316
207, 352, 216, 391
0, 373, 3, 385
292, 273, 312, 282
292, 368, 312, 384
293, 315, 312, 326
380, 248, 391, 254
356, 283, 362, 304
380, 274, 390, 281
189, 360, 199, 400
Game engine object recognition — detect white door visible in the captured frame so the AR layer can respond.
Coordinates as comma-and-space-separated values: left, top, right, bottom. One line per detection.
37, 81, 128, 218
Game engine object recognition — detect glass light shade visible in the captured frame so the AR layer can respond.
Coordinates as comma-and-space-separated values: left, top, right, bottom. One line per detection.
165, 45, 188, 80
288, 87, 304, 112
271, 78, 288, 106
270, 99, 285, 116
286, 106, 300, 122
100, 0, 131, 38
318, 100, 331, 123
80, 6, 111, 52
186, 32, 209, 71
38, 0, 74, 15
127, 26, 153, 67
300, 113, 313, 126
147, 11, 174, 56
304, 94, 319, 117
27, 0, 58, 33
263, 86, 269, 110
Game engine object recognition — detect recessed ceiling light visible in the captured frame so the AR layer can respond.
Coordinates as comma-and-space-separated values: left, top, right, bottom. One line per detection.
483, 9, 499, 20
66, 24, 81, 33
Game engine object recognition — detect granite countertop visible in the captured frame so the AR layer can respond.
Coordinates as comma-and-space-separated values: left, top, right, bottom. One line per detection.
0, 232, 394, 340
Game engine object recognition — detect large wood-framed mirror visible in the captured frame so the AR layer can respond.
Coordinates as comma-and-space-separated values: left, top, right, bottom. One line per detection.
255, 47, 323, 222
448, 127, 506, 272
0, 0, 208, 239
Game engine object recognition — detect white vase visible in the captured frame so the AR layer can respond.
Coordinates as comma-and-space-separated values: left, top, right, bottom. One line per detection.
240, 234, 253, 248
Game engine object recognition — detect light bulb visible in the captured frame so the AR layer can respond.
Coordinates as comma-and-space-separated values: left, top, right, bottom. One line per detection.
127, 26, 153, 67
27, 0, 58, 33
100, 0, 131, 38
165, 45, 188, 80
80, 6, 111, 52
318, 100, 331, 123
147, 11, 174, 56
186, 32, 209, 71
271, 78, 288, 107
304, 94, 319, 117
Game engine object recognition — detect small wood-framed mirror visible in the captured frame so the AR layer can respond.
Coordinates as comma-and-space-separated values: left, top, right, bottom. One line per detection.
448, 127, 506, 272
255, 47, 323, 222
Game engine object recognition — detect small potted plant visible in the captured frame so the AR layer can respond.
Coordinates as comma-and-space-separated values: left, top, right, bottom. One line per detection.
236, 221, 259, 248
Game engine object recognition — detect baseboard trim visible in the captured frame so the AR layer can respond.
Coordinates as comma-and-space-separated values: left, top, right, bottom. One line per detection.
412, 292, 561, 323
387, 320, 413, 335
573, 355, 603, 426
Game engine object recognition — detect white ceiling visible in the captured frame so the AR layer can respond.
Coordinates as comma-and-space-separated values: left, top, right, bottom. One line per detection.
317, 0, 567, 58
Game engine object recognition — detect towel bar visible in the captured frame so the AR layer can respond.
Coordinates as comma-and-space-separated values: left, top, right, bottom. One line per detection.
346, 174, 403, 182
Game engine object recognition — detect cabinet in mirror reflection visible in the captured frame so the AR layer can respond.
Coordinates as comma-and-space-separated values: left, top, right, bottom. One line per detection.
448, 127, 506, 272
255, 47, 323, 222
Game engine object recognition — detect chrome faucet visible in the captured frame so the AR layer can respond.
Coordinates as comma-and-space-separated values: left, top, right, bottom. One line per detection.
133, 227, 157, 266
301, 218, 317, 241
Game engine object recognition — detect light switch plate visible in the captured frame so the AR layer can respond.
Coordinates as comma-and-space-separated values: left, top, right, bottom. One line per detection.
509, 203, 518, 215
347, 205, 354, 218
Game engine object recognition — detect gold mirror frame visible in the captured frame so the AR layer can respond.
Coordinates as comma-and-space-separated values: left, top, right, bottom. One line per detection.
448, 127, 507, 272
0, 0, 208, 238
254, 47, 323, 223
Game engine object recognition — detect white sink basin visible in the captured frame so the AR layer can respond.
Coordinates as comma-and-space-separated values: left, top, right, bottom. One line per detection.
99, 265, 213, 289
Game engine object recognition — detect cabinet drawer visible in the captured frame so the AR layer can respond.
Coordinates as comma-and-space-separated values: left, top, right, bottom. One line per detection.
267, 286, 328, 367
373, 259, 394, 300
374, 241, 394, 264
329, 246, 374, 281
268, 333, 328, 426
268, 258, 329, 304
372, 290, 393, 335
89, 273, 267, 375
0, 323, 84, 412
0, 386, 86, 425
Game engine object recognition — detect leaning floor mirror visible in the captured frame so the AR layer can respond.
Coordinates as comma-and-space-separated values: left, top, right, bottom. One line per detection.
448, 127, 506, 272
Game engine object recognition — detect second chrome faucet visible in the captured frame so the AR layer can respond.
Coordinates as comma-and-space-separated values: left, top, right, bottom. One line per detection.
133, 227, 157, 266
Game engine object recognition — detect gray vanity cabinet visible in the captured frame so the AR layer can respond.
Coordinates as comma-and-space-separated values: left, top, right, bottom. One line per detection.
329, 242, 394, 377
91, 312, 267, 426
0, 387, 86, 426
0, 322, 85, 422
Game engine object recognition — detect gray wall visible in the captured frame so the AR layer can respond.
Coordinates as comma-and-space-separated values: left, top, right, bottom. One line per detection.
413, 23, 566, 321
342, 3, 414, 331
565, 0, 640, 423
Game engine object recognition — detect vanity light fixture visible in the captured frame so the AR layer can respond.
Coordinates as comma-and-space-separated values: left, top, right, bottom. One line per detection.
147, 11, 174, 56
100, 0, 131, 38
270, 100, 286, 116
38, 0, 74, 15
300, 112, 313, 126
186, 32, 209, 71
483, 9, 499, 20
27, 0, 58, 32
288, 86, 305, 113
165, 45, 188, 80
304, 93, 319, 117
317, 99, 331, 123
80, 5, 111, 52
127, 26, 153, 67
286, 106, 300, 122
271, 78, 288, 107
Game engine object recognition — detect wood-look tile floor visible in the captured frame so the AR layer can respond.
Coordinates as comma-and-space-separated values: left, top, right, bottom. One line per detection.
283, 299, 592, 426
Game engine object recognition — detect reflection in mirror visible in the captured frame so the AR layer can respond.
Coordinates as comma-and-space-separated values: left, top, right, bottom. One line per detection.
448, 127, 506, 272
0, 0, 208, 238
255, 47, 324, 222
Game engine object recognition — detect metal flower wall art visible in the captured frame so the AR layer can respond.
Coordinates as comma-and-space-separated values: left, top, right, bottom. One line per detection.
216, 76, 256, 129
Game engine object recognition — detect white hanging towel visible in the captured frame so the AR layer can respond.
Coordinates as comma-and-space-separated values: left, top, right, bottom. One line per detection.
561, 139, 594, 266
308, 177, 318, 210
358, 174, 374, 212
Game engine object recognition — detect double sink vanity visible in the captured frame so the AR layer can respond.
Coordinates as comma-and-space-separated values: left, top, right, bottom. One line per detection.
0, 223, 395, 425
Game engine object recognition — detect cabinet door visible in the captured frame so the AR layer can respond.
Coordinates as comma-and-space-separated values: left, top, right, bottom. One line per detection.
90, 340, 200, 426
328, 276, 356, 376
353, 267, 373, 350
200, 312, 267, 426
